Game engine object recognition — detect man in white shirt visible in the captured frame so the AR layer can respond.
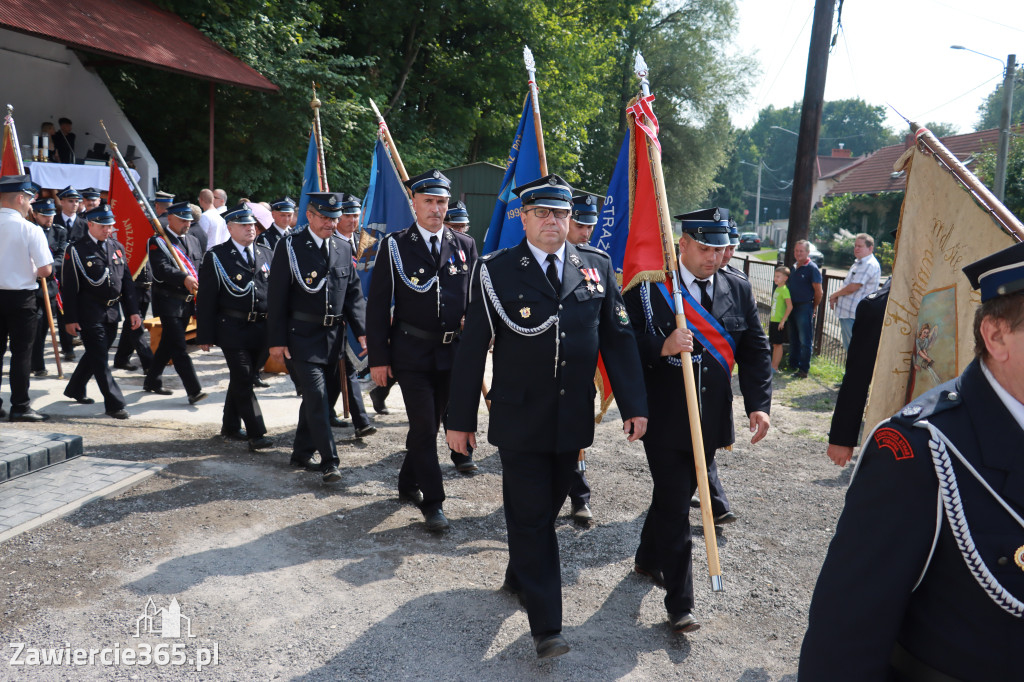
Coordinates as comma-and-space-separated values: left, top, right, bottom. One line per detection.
198, 188, 229, 250
829, 232, 881, 350
0, 175, 55, 421
213, 189, 228, 214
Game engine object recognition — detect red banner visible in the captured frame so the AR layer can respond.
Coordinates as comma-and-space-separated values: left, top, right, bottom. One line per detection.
107, 162, 150, 278
2, 116, 24, 176
620, 100, 666, 295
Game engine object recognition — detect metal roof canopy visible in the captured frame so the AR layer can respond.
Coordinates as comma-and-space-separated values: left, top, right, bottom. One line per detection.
0, 0, 277, 92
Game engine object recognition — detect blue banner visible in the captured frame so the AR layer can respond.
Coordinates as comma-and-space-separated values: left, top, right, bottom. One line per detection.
592, 134, 630, 278
295, 128, 324, 229
356, 138, 414, 295
482, 92, 543, 254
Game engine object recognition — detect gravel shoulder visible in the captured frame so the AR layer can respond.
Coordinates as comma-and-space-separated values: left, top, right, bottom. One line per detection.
0, 364, 847, 681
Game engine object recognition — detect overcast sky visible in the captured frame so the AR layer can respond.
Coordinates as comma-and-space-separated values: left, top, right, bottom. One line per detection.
732, 0, 1022, 135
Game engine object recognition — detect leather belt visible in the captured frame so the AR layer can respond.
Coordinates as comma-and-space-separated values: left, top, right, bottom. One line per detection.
292, 311, 343, 327
222, 309, 267, 322
94, 293, 121, 307
136, 282, 152, 290
160, 289, 194, 303
396, 320, 459, 344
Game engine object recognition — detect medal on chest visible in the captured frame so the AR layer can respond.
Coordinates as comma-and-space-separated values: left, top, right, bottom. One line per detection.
581, 267, 603, 293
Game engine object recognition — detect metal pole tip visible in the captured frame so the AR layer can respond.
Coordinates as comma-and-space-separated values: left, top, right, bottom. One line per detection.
710, 575, 725, 592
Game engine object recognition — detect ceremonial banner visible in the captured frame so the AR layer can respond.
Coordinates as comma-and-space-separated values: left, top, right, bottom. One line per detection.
107, 161, 150, 278
863, 140, 1017, 431
295, 128, 327, 229
357, 137, 414, 294
482, 92, 544, 254
2, 109, 25, 176
592, 134, 630, 279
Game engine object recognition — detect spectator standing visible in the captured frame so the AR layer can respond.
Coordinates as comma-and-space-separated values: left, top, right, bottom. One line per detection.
787, 240, 822, 378
769, 266, 792, 373
198, 189, 228, 250
828, 233, 881, 350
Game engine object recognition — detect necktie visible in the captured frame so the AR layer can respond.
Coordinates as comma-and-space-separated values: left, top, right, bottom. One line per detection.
546, 253, 560, 292
321, 239, 330, 264
696, 279, 712, 311
244, 246, 253, 269
430, 235, 440, 268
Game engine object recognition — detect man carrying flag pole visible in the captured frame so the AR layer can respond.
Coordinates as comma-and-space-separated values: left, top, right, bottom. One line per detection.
619, 55, 771, 634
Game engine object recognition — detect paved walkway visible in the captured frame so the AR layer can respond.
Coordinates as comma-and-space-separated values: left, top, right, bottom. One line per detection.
0, 456, 161, 542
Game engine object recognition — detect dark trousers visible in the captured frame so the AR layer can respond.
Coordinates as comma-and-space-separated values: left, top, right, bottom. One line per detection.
500, 448, 579, 636
31, 287, 69, 370
114, 295, 153, 371
145, 315, 201, 395
394, 368, 450, 511
327, 352, 370, 429
706, 458, 730, 516
441, 410, 474, 465
220, 346, 266, 438
635, 444, 714, 616
0, 289, 38, 411
65, 320, 124, 412
568, 463, 591, 508
291, 358, 338, 469
788, 302, 814, 372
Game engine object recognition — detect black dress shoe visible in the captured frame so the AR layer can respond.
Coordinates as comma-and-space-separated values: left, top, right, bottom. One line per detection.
533, 633, 570, 659
330, 415, 350, 428
248, 436, 274, 451
9, 408, 49, 423
455, 459, 479, 474
106, 409, 130, 420
398, 489, 424, 505
322, 465, 342, 483
289, 457, 321, 472
219, 428, 248, 441
65, 394, 95, 405
354, 425, 377, 438
62, 351, 76, 362
33, 369, 48, 377
0, 407, 6, 418
143, 385, 173, 396
634, 563, 665, 589
714, 511, 739, 525
253, 375, 269, 388
423, 508, 450, 532
113, 361, 138, 371
187, 391, 209, 405
670, 611, 700, 633
572, 502, 593, 522
369, 386, 390, 414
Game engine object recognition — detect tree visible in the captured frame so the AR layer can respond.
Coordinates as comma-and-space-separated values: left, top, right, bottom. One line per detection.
921, 121, 960, 138
974, 135, 1024, 219
976, 65, 1024, 131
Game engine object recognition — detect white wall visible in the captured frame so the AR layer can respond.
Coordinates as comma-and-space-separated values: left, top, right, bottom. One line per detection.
0, 28, 158, 195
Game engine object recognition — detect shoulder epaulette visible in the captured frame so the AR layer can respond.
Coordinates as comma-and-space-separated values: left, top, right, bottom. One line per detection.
575, 243, 610, 258
890, 381, 962, 427
481, 248, 508, 262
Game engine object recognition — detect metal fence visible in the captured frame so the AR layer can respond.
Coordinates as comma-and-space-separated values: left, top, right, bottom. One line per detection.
728, 256, 848, 368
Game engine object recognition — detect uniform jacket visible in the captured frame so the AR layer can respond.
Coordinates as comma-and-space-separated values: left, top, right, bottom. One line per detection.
801, 359, 1024, 680
60, 236, 139, 326
55, 212, 88, 243
266, 229, 366, 365
188, 221, 209, 253
365, 224, 478, 372
828, 279, 890, 447
447, 239, 647, 453
196, 240, 272, 350
36, 223, 67, 299
255, 225, 291, 252
148, 230, 204, 318
623, 271, 772, 451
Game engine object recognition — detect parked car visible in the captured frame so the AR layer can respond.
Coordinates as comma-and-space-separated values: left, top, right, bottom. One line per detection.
738, 232, 761, 251
777, 241, 825, 267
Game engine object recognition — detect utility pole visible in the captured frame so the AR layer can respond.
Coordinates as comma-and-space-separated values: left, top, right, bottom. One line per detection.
785, 0, 837, 267
754, 162, 763, 234
995, 54, 1016, 203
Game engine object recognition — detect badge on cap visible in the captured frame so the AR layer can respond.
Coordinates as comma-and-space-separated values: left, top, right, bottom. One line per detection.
713, 209, 721, 221
548, 177, 558, 185
520, 307, 531, 318
328, 196, 337, 206
433, 170, 440, 179
586, 196, 594, 205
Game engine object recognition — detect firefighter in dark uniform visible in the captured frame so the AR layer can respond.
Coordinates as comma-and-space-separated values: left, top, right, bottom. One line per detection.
54, 186, 88, 246
267, 192, 367, 484
800, 242, 1024, 681
625, 207, 771, 635
446, 174, 648, 659
564, 193, 599, 523
112, 259, 154, 373
29, 198, 70, 375
60, 202, 141, 419
255, 196, 294, 251
366, 169, 479, 532
143, 201, 207, 403
197, 204, 274, 451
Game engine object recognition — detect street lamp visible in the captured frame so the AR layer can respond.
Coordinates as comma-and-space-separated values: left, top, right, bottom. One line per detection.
951, 45, 1016, 202
770, 125, 800, 137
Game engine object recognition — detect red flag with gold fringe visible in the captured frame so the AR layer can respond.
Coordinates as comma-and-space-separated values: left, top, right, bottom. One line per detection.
2, 108, 25, 176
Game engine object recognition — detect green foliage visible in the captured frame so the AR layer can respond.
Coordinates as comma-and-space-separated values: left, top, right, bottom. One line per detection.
973, 134, 1024, 219
809, 192, 903, 245
976, 65, 1024, 131
921, 121, 960, 138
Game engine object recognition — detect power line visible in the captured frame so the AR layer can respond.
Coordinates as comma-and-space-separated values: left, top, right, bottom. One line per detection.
910, 75, 1001, 122
753, 4, 813, 114
925, 0, 1024, 34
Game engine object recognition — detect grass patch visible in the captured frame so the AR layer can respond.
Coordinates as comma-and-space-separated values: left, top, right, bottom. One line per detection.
793, 427, 829, 444
753, 248, 778, 262
810, 355, 845, 386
